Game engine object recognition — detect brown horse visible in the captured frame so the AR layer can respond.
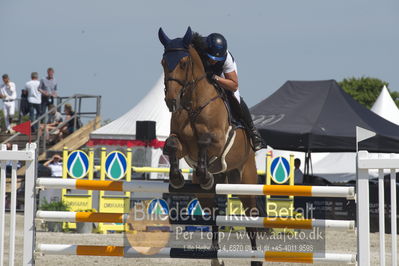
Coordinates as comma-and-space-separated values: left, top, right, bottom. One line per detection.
159, 27, 262, 266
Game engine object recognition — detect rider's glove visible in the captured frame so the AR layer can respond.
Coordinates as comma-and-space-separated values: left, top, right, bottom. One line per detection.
206, 71, 214, 82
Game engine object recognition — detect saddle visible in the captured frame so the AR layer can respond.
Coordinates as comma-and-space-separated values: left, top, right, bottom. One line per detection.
212, 82, 245, 129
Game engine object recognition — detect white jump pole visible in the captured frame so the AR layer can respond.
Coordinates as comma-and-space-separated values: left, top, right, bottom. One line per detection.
23, 143, 37, 266
0, 144, 6, 266
357, 151, 371, 266
8, 145, 18, 266
390, 155, 397, 266
377, 164, 385, 266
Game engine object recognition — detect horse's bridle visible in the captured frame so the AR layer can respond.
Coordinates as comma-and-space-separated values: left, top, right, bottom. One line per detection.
163, 47, 207, 113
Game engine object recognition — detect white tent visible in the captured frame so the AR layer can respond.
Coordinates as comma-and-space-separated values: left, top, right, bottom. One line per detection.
90, 74, 190, 179
371, 85, 399, 125
90, 75, 170, 140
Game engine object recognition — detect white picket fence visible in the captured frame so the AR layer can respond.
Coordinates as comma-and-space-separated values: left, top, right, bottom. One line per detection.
357, 151, 397, 266
0, 144, 398, 265
0, 143, 36, 266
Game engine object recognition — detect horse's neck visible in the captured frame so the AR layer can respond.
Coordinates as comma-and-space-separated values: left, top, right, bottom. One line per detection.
188, 47, 219, 107
192, 80, 218, 107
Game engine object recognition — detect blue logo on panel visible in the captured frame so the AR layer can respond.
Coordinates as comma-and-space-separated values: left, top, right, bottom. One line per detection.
105, 151, 127, 180
270, 156, 290, 184
67, 151, 89, 179
187, 199, 205, 215
147, 199, 169, 215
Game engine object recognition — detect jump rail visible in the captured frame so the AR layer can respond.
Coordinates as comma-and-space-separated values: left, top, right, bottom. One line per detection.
37, 178, 356, 199
2, 144, 398, 265
36, 211, 355, 230
37, 244, 356, 264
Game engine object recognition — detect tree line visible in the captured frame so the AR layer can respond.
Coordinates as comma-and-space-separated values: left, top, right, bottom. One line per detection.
338, 77, 399, 109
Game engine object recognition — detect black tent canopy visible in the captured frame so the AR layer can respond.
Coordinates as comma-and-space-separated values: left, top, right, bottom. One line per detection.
251, 80, 399, 153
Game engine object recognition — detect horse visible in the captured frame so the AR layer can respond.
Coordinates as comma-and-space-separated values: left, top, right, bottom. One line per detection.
159, 27, 263, 266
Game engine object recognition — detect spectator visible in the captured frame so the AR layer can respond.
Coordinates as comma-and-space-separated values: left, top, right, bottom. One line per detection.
38, 67, 57, 114
25, 72, 42, 131
58, 103, 80, 139
0, 74, 17, 133
294, 158, 304, 185
38, 104, 63, 144
44, 154, 63, 177
20, 89, 30, 116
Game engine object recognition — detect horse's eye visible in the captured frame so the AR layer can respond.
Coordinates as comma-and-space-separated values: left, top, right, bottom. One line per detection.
180, 61, 187, 69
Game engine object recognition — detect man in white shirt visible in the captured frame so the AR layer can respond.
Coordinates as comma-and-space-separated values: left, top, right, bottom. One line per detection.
25, 72, 42, 130
44, 154, 63, 177
0, 74, 17, 132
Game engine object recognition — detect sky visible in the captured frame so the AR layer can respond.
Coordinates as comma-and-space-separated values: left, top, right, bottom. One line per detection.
1, 0, 398, 121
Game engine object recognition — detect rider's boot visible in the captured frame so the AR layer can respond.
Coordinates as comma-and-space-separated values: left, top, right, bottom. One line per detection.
240, 98, 267, 151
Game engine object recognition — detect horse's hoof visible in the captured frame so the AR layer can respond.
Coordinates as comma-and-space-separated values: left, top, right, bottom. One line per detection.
200, 172, 214, 190
211, 259, 224, 266
170, 170, 185, 189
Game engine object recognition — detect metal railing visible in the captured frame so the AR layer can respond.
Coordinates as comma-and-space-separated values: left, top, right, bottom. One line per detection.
2, 94, 101, 156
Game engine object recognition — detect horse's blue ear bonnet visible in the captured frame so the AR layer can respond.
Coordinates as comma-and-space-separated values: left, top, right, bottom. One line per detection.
159, 27, 192, 72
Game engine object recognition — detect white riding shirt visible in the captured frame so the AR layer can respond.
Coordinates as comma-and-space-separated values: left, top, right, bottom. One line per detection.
221, 51, 240, 103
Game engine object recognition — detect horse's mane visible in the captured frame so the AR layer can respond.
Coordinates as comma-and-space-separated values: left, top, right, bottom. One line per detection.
191, 32, 208, 67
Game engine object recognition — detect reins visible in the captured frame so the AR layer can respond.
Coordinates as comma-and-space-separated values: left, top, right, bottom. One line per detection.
163, 47, 221, 123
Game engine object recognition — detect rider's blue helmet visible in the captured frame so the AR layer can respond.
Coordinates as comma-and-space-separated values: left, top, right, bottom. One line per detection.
206, 33, 227, 61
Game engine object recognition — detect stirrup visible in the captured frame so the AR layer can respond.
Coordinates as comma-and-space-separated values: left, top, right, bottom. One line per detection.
251, 133, 267, 151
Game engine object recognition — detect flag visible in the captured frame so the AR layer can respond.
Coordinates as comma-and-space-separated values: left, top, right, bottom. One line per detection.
12, 121, 31, 136
356, 126, 376, 142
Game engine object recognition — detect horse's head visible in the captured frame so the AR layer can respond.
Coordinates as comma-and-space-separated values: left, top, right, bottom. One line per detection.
159, 27, 194, 112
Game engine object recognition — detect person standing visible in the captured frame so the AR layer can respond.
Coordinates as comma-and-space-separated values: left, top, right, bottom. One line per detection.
294, 158, 304, 185
39, 67, 58, 114
0, 74, 17, 133
25, 72, 42, 130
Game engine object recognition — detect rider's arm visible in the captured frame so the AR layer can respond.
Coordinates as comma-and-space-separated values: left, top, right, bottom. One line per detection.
214, 71, 238, 92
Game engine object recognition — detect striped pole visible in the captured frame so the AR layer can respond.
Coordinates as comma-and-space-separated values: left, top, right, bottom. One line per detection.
36, 211, 355, 230
37, 244, 356, 263
37, 178, 355, 199
132, 167, 193, 174
92, 166, 267, 176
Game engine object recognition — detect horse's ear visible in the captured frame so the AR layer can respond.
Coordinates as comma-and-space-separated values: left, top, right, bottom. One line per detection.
182, 26, 192, 48
158, 27, 170, 47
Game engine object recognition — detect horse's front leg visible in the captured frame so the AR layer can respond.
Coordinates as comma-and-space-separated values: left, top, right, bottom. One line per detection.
196, 133, 214, 190
163, 134, 185, 189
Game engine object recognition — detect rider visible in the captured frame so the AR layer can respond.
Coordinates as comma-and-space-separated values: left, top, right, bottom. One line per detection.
203, 33, 266, 151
